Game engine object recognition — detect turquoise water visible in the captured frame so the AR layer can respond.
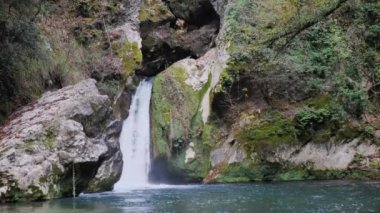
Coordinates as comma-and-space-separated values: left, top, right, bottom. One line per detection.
2, 181, 380, 213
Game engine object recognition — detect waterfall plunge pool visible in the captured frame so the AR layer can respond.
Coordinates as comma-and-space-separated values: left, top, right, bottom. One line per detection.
4, 81, 379, 212
1, 181, 380, 212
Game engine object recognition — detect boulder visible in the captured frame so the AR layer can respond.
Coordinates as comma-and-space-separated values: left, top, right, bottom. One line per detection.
0, 79, 122, 202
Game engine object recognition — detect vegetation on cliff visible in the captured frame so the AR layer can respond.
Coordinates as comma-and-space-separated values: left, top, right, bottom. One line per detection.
0, 0, 130, 123
1, 0, 379, 193
207, 0, 380, 182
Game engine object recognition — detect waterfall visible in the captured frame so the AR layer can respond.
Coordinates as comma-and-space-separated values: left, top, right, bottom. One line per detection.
114, 79, 153, 191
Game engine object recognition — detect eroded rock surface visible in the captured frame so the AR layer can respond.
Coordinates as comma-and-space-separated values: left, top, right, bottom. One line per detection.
0, 79, 122, 202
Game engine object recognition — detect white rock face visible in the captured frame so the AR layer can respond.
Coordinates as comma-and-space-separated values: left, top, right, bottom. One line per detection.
185, 143, 196, 163
210, 137, 246, 167
273, 139, 379, 170
167, 48, 230, 123
0, 79, 122, 202
113, 0, 143, 47
210, 136, 379, 172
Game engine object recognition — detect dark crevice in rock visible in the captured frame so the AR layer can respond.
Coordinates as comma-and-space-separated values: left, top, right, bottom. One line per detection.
136, 0, 220, 77
148, 156, 196, 184
139, 41, 196, 77
59, 161, 100, 197
164, 0, 220, 28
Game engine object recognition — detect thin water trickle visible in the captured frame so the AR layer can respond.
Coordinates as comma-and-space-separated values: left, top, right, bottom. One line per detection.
113, 79, 153, 191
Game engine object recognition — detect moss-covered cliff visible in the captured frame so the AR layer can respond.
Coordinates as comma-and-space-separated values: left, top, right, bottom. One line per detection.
150, 0, 380, 182
1, 0, 379, 191
0, 0, 143, 123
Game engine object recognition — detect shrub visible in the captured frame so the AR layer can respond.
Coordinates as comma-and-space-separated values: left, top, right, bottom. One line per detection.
294, 107, 331, 131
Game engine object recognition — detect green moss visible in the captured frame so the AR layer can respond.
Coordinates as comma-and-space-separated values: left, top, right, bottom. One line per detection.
152, 64, 210, 156
169, 151, 210, 182
238, 111, 298, 154
44, 131, 55, 150
151, 64, 216, 180
215, 161, 280, 183
8, 187, 23, 202
87, 174, 119, 192
152, 76, 172, 157
369, 161, 380, 170
116, 41, 142, 77
306, 94, 332, 109
309, 170, 348, 180
274, 169, 310, 181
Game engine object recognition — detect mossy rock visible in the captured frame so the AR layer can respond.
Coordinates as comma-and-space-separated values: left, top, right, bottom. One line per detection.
152, 64, 211, 156
151, 62, 213, 180
237, 111, 298, 155
87, 174, 119, 192
139, 0, 175, 23
214, 161, 280, 183
114, 41, 143, 77
274, 169, 310, 181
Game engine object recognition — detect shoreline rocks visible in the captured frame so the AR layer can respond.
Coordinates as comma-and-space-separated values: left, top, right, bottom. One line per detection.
0, 79, 122, 202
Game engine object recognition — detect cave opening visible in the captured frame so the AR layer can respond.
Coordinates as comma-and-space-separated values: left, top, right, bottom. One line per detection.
136, 0, 220, 77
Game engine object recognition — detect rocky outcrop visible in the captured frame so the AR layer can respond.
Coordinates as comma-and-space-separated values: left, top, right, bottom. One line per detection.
210, 137, 245, 168
149, 0, 380, 184
136, 0, 220, 76
268, 139, 379, 170
150, 47, 229, 182
205, 137, 380, 183
0, 79, 122, 202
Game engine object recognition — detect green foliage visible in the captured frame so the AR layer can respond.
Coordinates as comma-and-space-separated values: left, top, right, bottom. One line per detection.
116, 41, 143, 77
0, 0, 87, 122
294, 100, 348, 141
294, 107, 330, 131
222, 0, 346, 73
289, 18, 368, 117
367, 24, 380, 49
334, 79, 368, 117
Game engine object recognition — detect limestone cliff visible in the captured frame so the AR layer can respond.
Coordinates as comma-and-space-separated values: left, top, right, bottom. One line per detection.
0, 0, 380, 204
149, 0, 380, 182
0, 79, 122, 202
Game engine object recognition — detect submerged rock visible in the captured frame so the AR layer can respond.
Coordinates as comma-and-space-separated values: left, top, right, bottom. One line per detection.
0, 79, 122, 202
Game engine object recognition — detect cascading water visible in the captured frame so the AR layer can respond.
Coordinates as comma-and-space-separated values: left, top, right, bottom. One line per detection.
114, 79, 153, 191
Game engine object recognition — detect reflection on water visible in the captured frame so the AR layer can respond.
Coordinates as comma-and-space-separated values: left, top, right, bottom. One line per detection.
1, 181, 380, 213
